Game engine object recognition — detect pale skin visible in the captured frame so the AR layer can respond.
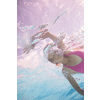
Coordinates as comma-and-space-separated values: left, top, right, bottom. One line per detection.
23, 29, 84, 95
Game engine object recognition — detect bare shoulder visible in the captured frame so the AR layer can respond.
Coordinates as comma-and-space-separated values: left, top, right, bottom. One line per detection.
64, 51, 72, 55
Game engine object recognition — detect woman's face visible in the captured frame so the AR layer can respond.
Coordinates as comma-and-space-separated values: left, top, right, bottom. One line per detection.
48, 50, 63, 64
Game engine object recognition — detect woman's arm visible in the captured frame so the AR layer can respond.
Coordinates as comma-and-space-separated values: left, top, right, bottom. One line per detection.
62, 69, 84, 95
23, 29, 48, 54
24, 29, 66, 54
31, 29, 48, 40
38, 31, 66, 50
40, 32, 58, 41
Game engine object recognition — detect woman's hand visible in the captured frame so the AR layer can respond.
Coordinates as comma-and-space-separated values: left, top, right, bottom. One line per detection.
23, 43, 35, 54
31, 29, 48, 40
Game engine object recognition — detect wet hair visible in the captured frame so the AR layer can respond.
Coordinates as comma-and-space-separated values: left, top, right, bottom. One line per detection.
48, 58, 54, 62
47, 52, 55, 62
43, 44, 64, 60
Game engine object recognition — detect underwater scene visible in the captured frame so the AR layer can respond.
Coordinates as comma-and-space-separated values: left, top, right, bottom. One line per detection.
17, 0, 84, 100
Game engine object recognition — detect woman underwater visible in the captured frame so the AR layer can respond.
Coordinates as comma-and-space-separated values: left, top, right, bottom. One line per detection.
23, 29, 84, 95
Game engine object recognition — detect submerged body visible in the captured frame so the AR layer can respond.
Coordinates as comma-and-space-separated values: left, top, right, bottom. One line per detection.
48, 49, 84, 73
23, 29, 84, 95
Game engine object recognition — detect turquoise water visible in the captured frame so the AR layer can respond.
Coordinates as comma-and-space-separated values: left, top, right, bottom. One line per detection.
17, 0, 84, 99
17, 65, 84, 100
17, 27, 84, 100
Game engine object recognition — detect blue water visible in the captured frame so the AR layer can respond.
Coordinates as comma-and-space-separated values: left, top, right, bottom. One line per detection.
17, 66, 84, 100
17, 0, 84, 99
17, 26, 84, 100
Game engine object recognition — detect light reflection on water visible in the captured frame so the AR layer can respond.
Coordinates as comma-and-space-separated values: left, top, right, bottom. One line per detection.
17, 0, 84, 99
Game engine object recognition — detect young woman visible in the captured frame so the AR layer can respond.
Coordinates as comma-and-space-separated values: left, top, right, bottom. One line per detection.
23, 29, 84, 95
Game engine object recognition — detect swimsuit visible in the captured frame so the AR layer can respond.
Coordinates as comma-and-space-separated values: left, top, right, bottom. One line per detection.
64, 51, 84, 73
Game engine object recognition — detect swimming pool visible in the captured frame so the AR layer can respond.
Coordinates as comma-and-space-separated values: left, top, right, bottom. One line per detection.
17, 0, 84, 99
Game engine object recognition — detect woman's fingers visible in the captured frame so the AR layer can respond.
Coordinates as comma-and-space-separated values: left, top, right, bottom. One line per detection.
23, 44, 34, 54
23, 45, 29, 53
23, 45, 31, 54
23, 47, 27, 53
26, 48, 30, 54
23, 48, 27, 53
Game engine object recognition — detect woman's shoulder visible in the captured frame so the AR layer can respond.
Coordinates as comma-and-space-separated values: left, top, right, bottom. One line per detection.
63, 50, 84, 55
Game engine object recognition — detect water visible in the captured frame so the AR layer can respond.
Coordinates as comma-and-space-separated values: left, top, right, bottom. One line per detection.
17, 0, 84, 100
17, 63, 84, 100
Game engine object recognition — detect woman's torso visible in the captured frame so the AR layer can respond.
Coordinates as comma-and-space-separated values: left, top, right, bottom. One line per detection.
62, 51, 84, 74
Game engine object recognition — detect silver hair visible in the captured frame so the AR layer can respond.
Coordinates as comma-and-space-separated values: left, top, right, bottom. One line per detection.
43, 43, 64, 59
